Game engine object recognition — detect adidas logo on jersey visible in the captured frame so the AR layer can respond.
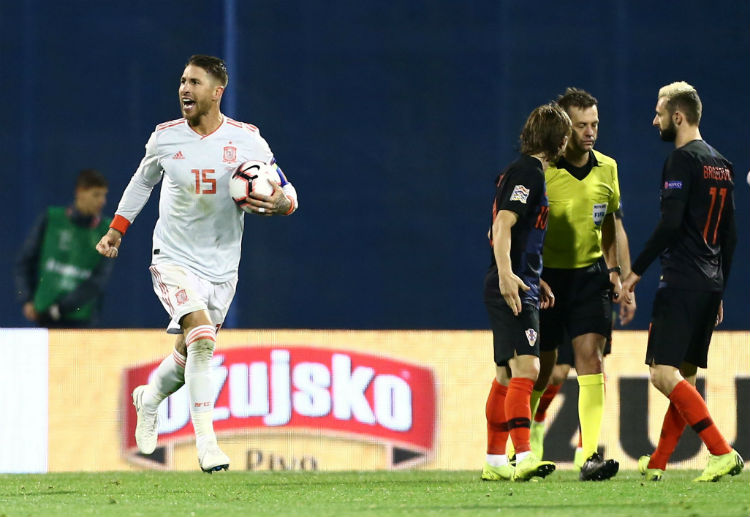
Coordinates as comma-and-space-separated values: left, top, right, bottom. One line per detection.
172, 151, 185, 160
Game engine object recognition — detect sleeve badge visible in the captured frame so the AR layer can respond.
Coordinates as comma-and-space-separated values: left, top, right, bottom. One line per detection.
509, 185, 530, 204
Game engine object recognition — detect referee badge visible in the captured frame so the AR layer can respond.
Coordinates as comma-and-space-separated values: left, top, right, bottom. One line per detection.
525, 328, 537, 347
592, 202, 607, 226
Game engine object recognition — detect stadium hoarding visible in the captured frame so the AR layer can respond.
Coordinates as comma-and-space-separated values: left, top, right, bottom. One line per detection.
121, 346, 437, 470
38, 329, 749, 472
0, 328, 48, 473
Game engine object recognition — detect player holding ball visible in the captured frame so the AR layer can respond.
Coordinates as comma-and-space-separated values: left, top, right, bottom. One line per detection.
96, 54, 298, 473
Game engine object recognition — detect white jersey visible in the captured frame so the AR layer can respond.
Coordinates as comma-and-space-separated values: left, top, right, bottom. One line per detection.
114, 116, 297, 282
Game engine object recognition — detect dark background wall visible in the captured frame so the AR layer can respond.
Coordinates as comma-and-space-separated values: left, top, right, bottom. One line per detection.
2, 1, 748, 330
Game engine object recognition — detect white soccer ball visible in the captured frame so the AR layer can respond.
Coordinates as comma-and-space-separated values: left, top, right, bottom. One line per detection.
229, 161, 280, 213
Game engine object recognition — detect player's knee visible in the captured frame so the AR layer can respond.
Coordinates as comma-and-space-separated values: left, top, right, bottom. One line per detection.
510, 357, 539, 381
648, 366, 677, 396
649, 375, 669, 396
575, 353, 602, 375
521, 363, 540, 381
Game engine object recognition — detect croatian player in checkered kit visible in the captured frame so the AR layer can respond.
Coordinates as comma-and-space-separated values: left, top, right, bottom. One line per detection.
96, 55, 298, 472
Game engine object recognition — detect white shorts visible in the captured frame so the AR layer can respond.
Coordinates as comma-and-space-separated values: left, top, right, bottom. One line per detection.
149, 263, 237, 334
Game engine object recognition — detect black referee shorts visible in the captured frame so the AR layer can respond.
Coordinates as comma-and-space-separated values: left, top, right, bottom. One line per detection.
485, 299, 541, 366
646, 287, 722, 369
539, 257, 613, 352
556, 308, 615, 366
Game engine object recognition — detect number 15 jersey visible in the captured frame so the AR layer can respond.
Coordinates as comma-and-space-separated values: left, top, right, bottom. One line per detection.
113, 117, 298, 283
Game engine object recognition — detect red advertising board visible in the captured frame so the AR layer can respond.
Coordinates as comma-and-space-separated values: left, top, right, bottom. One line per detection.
123, 346, 437, 467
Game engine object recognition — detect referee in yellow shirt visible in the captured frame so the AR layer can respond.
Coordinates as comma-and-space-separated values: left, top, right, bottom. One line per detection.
536, 88, 622, 481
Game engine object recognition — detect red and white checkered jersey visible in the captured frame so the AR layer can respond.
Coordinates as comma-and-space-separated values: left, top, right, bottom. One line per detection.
113, 117, 297, 282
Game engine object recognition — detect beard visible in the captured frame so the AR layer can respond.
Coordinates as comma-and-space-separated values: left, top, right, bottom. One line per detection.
182, 99, 210, 126
659, 121, 677, 142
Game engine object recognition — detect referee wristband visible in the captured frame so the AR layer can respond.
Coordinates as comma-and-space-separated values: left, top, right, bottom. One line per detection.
607, 266, 622, 276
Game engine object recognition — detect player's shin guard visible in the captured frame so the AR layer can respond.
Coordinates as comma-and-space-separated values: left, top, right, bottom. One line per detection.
142, 349, 187, 408
649, 402, 686, 470
185, 325, 218, 451
578, 373, 605, 459
505, 378, 534, 455
485, 379, 509, 458
668, 380, 731, 456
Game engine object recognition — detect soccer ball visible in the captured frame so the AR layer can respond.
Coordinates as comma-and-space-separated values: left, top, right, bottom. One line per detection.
229, 160, 280, 212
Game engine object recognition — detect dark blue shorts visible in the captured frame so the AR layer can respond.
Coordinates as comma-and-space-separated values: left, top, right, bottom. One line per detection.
485, 300, 540, 366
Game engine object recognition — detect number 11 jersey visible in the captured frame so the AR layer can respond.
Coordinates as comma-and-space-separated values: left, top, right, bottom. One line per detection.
657, 139, 735, 291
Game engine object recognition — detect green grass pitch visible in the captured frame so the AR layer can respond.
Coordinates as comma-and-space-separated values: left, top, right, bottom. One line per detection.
0, 470, 747, 517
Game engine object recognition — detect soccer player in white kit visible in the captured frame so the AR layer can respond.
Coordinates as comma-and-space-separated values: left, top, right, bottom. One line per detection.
96, 55, 298, 472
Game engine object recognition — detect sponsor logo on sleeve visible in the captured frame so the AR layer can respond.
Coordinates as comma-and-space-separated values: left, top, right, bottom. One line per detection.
510, 185, 530, 204
664, 180, 683, 190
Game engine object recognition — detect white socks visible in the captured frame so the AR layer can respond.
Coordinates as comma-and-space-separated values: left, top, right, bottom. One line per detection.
486, 454, 509, 467
142, 348, 187, 409
185, 325, 218, 451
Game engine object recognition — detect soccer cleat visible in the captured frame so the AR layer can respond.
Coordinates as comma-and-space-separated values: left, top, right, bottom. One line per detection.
637, 454, 649, 474
199, 444, 230, 473
579, 452, 619, 481
481, 462, 513, 481
529, 420, 545, 458
132, 385, 158, 455
511, 453, 556, 482
638, 455, 663, 481
693, 449, 744, 482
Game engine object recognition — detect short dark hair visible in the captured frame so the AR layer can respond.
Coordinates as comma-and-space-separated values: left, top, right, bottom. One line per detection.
76, 169, 107, 190
186, 54, 228, 87
555, 87, 598, 112
659, 81, 702, 125
519, 103, 572, 160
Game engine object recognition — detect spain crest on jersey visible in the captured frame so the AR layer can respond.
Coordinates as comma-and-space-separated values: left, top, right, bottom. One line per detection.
223, 145, 237, 163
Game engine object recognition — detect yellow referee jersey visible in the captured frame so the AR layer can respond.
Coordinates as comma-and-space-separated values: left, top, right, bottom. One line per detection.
543, 150, 620, 269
